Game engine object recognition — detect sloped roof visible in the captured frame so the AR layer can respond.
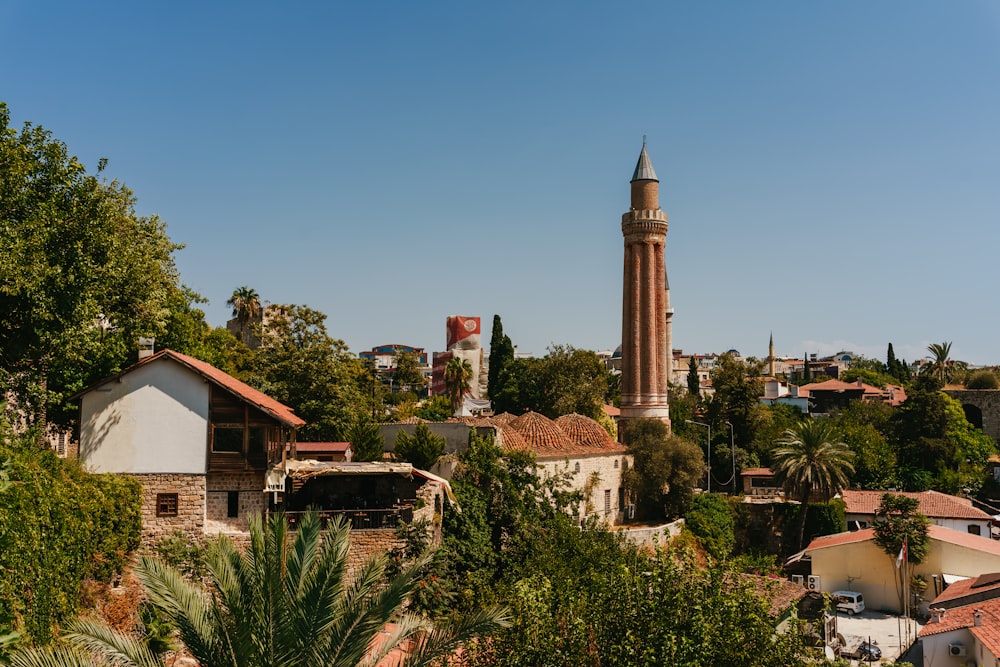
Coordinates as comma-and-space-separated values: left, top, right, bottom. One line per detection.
296, 442, 351, 454
491, 412, 517, 425
930, 573, 1000, 607
741, 467, 775, 477
806, 525, 1000, 556
78, 349, 305, 428
841, 489, 991, 521
919, 597, 1000, 642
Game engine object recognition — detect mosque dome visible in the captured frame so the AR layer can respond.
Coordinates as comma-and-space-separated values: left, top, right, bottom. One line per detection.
555, 413, 618, 449
508, 411, 574, 451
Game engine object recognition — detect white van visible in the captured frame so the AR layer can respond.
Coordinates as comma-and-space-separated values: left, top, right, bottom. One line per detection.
832, 590, 865, 615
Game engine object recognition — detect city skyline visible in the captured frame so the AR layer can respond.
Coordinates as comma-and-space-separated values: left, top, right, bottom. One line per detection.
3, 2, 999, 364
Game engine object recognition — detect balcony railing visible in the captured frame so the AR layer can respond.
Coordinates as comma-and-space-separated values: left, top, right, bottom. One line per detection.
284, 507, 411, 531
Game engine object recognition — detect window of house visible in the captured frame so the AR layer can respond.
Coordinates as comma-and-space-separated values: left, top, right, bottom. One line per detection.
574, 462, 581, 473
213, 424, 244, 453
227, 491, 240, 518
614, 459, 619, 469
248, 427, 267, 456
156, 493, 178, 517
604, 489, 611, 513
969, 524, 982, 536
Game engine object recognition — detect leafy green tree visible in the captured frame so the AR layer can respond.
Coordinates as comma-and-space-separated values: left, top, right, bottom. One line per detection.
770, 419, 854, 549
344, 416, 384, 462
491, 346, 611, 421
487, 315, 515, 399
394, 423, 446, 470
393, 350, 425, 393
10, 512, 510, 667
872, 494, 930, 612
415, 395, 451, 422
622, 418, 706, 520
830, 401, 896, 489
687, 355, 700, 397
0, 103, 183, 430
444, 357, 474, 416
685, 493, 735, 561
705, 353, 768, 463
243, 304, 367, 441
158, 287, 250, 374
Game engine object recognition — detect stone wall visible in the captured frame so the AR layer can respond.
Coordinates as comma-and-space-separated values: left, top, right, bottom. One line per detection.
205, 472, 266, 534
620, 518, 685, 549
131, 473, 205, 544
539, 452, 631, 525
943, 389, 1000, 442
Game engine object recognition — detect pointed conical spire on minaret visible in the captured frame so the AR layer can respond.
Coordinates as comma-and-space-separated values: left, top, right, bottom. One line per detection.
631, 136, 659, 182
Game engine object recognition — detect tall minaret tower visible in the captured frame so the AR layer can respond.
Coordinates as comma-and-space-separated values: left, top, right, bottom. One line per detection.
768, 333, 776, 377
620, 140, 670, 438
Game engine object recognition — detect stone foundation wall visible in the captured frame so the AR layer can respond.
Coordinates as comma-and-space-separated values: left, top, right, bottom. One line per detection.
206, 472, 266, 533
132, 473, 205, 545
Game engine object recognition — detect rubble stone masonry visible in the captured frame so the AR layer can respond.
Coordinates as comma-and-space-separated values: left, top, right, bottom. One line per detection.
132, 473, 205, 544
205, 472, 266, 533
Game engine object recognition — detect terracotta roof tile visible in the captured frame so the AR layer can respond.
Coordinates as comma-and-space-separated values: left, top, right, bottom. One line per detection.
741, 467, 775, 477
929, 574, 1000, 607
113, 349, 305, 427
555, 413, 620, 449
841, 489, 991, 521
491, 412, 517, 425
806, 525, 1000, 556
508, 411, 626, 459
920, 598, 1000, 639
296, 442, 351, 453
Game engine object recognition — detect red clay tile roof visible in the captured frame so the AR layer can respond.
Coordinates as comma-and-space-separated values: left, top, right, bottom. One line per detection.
491, 412, 517, 425
919, 597, 1000, 640
841, 489, 991, 521
602, 404, 621, 417
95, 349, 305, 427
555, 413, 619, 449
496, 425, 531, 453
806, 525, 1000, 556
798, 379, 906, 406
508, 411, 626, 459
929, 574, 1000, 607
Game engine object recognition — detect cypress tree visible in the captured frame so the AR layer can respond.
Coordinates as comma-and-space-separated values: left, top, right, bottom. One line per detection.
687, 355, 700, 397
803, 352, 812, 382
488, 315, 515, 398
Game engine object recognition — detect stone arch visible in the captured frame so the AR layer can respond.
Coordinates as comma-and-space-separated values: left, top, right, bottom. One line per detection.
943, 389, 1000, 443
964, 403, 984, 430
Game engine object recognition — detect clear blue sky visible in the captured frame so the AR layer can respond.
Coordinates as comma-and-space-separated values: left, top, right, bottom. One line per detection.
4, 2, 1000, 365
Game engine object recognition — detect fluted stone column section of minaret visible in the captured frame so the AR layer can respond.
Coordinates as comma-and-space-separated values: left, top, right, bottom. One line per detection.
665, 267, 674, 385
619, 141, 671, 440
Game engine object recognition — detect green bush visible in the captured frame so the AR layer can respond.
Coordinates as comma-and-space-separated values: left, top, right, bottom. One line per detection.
967, 370, 1000, 390
685, 493, 736, 560
0, 436, 141, 643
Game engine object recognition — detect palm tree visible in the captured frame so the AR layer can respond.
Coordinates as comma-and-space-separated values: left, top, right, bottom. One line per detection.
9, 512, 509, 667
443, 357, 473, 416
770, 419, 855, 550
924, 341, 953, 384
226, 286, 261, 344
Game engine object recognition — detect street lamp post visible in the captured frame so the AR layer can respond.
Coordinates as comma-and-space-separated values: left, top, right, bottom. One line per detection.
685, 419, 711, 492
726, 421, 736, 494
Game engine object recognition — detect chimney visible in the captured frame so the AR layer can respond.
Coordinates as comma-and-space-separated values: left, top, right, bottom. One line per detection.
930, 608, 946, 623
975, 609, 984, 627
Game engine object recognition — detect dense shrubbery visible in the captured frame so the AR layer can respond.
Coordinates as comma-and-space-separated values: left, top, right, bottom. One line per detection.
685, 493, 736, 560
0, 430, 141, 643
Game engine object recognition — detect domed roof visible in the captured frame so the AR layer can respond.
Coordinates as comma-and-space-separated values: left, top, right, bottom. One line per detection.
611, 344, 622, 359
508, 411, 574, 451
496, 425, 531, 453
491, 412, 517, 425
555, 413, 618, 449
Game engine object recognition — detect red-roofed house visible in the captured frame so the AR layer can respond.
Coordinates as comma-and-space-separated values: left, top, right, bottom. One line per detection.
841, 489, 993, 537
919, 597, 1000, 666
799, 379, 907, 414
804, 525, 1000, 615
76, 349, 305, 542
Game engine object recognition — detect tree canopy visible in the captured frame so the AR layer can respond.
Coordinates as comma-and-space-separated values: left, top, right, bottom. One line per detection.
0, 103, 184, 430
622, 418, 706, 520
491, 345, 611, 421
487, 315, 515, 399
243, 304, 367, 441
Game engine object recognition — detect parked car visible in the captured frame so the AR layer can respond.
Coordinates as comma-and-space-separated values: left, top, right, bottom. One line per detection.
832, 590, 865, 615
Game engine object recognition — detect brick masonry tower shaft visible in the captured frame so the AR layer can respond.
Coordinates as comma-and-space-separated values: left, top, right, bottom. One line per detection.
619, 142, 671, 439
